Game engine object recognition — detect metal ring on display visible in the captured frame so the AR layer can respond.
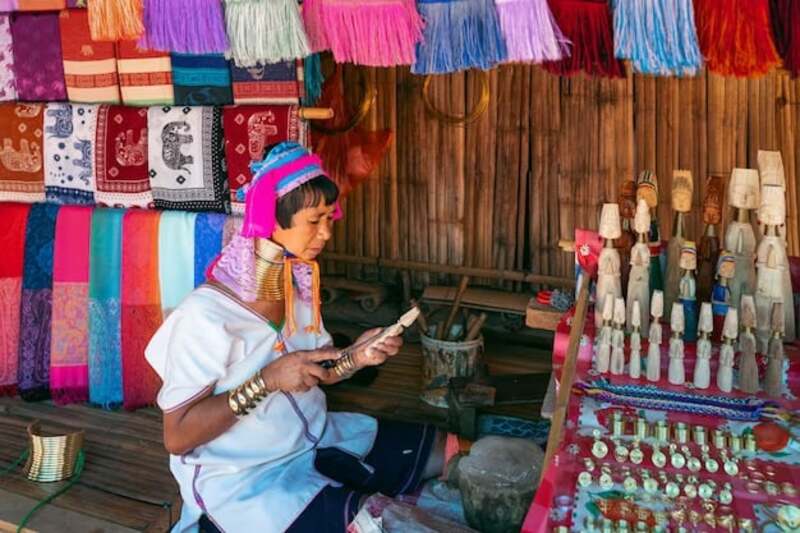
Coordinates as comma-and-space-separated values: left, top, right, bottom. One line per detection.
422, 71, 490, 126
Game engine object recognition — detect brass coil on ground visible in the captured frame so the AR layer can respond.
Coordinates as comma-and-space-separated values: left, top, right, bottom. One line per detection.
23, 421, 84, 483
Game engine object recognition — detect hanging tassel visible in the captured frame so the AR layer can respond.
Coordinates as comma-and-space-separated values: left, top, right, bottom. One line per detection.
302, 0, 329, 52
303, 53, 324, 106
140, 0, 228, 54
87, 0, 144, 41
694, 0, 780, 78
543, 0, 625, 78
770, 0, 800, 77
494, 0, 570, 63
225, 0, 310, 67
412, 0, 508, 74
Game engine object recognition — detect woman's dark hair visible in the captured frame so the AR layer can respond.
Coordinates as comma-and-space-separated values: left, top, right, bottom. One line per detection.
275, 176, 339, 228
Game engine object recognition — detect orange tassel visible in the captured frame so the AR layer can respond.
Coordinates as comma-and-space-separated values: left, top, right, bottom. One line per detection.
283, 258, 322, 337
283, 259, 296, 337
88, 0, 144, 41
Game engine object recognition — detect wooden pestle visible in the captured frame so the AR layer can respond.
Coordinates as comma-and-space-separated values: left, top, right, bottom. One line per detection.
465, 313, 488, 341
440, 276, 470, 340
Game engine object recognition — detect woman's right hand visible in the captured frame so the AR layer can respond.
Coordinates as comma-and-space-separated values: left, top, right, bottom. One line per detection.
261, 349, 336, 393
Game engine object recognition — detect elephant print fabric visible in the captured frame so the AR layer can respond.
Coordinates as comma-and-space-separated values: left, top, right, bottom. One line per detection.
0, 103, 45, 203
223, 104, 303, 213
94, 105, 153, 209
148, 106, 228, 213
43, 103, 98, 205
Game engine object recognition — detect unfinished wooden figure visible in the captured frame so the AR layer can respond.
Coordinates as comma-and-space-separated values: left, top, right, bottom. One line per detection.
718, 308, 738, 393
738, 295, 759, 394
646, 290, 664, 382
693, 303, 713, 389
596, 296, 614, 374
724, 168, 758, 309
698, 175, 723, 302
610, 297, 626, 375
679, 241, 698, 342
596, 203, 623, 330
668, 303, 686, 386
629, 300, 642, 379
664, 170, 693, 314
765, 302, 785, 398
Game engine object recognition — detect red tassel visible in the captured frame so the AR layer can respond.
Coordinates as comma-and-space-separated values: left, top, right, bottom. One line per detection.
770, 0, 800, 77
694, 0, 780, 78
543, 0, 625, 78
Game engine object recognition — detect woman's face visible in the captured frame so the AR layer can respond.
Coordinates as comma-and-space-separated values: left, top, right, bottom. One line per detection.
272, 198, 336, 261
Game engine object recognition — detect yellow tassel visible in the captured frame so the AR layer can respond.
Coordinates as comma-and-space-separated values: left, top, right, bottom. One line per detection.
88, 0, 144, 41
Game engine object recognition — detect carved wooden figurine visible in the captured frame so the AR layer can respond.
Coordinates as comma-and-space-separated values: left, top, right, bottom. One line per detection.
679, 241, 698, 342
636, 171, 663, 294
646, 290, 664, 382
617, 179, 637, 287
765, 302, 785, 398
668, 303, 686, 385
738, 295, 759, 395
664, 170, 693, 314
627, 198, 651, 336
610, 297, 626, 375
757, 150, 787, 242
717, 308, 738, 393
724, 168, 758, 309
712, 252, 736, 342
698, 175, 723, 302
629, 300, 642, 379
596, 203, 623, 330
693, 303, 713, 389
596, 296, 614, 374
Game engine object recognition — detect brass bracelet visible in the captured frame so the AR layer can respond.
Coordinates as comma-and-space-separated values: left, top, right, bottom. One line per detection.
228, 371, 272, 417
332, 353, 358, 378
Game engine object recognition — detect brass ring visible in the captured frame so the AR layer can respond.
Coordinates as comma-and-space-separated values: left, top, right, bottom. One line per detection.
311, 67, 376, 135
422, 71, 490, 126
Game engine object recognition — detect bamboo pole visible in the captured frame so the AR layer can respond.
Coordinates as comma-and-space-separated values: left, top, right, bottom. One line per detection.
298, 107, 334, 120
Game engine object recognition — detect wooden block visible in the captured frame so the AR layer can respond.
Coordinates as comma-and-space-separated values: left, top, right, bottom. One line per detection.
525, 301, 562, 332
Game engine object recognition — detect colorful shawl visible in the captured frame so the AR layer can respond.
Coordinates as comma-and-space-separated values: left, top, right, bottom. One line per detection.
10, 13, 67, 102
770, 0, 800, 77
95, 104, 153, 208
43, 103, 98, 205
140, 0, 228, 55
121, 209, 162, 410
18, 203, 59, 400
194, 212, 225, 287
116, 40, 174, 106
0, 16, 17, 102
0, 0, 17, 11
88, 207, 123, 408
0, 103, 45, 203
0, 203, 30, 397
50, 205, 91, 405
16, 0, 66, 10
59, 9, 120, 104
171, 53, 233, 106
148, 106, 229, 212
158, 211, 197, 318
223, 104, 302, 213
231, 60, 304, 105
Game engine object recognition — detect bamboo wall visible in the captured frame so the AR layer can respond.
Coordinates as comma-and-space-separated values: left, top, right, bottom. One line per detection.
326, 66, 800, 287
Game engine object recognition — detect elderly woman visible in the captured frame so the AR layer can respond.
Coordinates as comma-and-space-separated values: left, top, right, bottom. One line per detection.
146, 143, 445, 532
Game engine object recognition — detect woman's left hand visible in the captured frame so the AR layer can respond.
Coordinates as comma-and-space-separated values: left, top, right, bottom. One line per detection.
352, 327, 403, 368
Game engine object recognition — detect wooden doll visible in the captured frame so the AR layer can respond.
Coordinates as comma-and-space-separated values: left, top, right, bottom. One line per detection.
617, 179, 637, 288
596, 203, 622, 330
627, 198, 651, 336
765, 302, 785, 398
718, 308, 738, 393
693, 303, 713, 389
668, 303, 686, 386
757, 150, 787, 242
610, 297, 626, 375
698, 175, 723, 303
596, 296, 614, 374
629, 300, 642, 379
636, 171, 663, 295
738, 295, 759, 395
665, 170, 693, 315
678, 241, 698, 342
724, 168, 758, 309
711, 252, 736, 342
646, 290, 664, 382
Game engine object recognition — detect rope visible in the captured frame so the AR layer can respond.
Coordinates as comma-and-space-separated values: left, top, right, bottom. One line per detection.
0, 450, 28, 477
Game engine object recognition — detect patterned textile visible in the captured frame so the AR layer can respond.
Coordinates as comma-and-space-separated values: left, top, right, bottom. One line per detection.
0, 16, 17, 102
59, 9, 120, 104
0, 203, 30, 396
121, 209, 162, 410
222, 104, 302, 213
147, 105, 229, 212
18, 203, 59, 400
16, 0, 66, 9
94, 104, 153, 208
88, 207, 123, 408
230, 59, 304, 104
43, 103, 98, 205
0, 103, 45, 203
10, 13, 67, 101
193, 212, 225, 287
116, 40, 174, 106
49, 205, 91, 404
158, 211, 196, 318
171, 53, 233, 106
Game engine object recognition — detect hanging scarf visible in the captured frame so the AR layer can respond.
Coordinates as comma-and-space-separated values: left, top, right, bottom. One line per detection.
224, 0, 310, 68
10, 13, 67, 102
0, 0, 17, 10
231, 59, 305, 105
771, 0, 800, 77
171, 53, 234, 106
494, 0, 569, 63
0, 203, 30, 397
116, 40, 174, 106
43, 103, 99, 205
148, 106, 229, 212
693, 0, 780, 78
50, 205, 91, 405
305, 0, 424, 67
121, 209, 162, 410
302, 53, 324, 106
412, 0, 508, 74
0, 16, 17, 102
158, 211, 197, 319
194, 212, 226, 287
88, 208, 124, 408
86, 0, 143, 42
59, 9, 120, 104
612, 0, 702, 75
16, 0, 66, 10
94, 105, 153, 208
543, 0, 624, 77
0, 103, 45, 203
18, 203, 59, 401
223, 104, 303, 213
139, 0, 228, 55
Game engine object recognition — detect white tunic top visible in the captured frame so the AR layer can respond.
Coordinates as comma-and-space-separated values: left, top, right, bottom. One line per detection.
145, 285, 378, 532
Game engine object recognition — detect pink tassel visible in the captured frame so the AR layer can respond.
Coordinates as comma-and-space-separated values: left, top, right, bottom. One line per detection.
303, 0, 330, 52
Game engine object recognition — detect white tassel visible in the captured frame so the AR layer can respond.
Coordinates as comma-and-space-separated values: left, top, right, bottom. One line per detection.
225, 0, 310, 67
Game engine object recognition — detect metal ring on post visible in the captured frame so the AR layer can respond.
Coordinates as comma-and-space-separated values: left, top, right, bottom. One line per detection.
311, 67, 377, 135
422, 71, 490, 126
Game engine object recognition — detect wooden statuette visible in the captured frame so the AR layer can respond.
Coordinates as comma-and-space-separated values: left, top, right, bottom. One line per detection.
711, 251, 735, 342
668, 302, 686, 385
693, 303, 713, 389
698, 175, 723, 302
717, 308, 738, 393
595, 203, 623, 329
678, 241, 698, 342
629, 300, 642, 379
738, 295, 759, 394
757, 150, 787, 241
765, 302, 785, 398
724, 168, 758, 308
627, 199, 651, 337
636, 171, 663, 295
596, 296, 614, 374
646, 290, 664, 382
664, 170, 693, 317
610, 297, 626, 375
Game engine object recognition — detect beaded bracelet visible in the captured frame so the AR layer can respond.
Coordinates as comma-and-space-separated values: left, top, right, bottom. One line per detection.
228, 371, 271, 417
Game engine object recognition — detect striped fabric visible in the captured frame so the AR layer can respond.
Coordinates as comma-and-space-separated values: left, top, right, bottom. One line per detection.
116, 40, 174, 106
59, 9, 120, 103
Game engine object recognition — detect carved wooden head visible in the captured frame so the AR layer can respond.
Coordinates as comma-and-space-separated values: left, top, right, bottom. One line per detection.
758, 184, 785, 226
633, 198, 650, 234
757, 150, 785, 189
599, 203, 621, 240
636, 170, 658, 209
679, 241, 697, 271
618, 180, 637, 219
716, 251, 736, 279
671, 170, 693, 213
702, 175, 724, 225
728, 168, 759, 209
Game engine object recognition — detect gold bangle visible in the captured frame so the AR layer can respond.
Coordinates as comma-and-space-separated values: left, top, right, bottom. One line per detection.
228, 390, 247, 417
310, 67, 376, 135
422, 71, 490, 126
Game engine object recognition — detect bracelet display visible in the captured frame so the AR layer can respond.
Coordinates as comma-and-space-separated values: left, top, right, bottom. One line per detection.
227, 371, 271, 417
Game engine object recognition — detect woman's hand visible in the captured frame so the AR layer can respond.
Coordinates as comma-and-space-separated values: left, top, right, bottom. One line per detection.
352, 327, 403, 369
261, 349, 336, 393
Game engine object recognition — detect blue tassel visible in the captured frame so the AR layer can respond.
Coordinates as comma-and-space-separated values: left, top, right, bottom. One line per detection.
412, 0, 507, 75
303, 53, 324, 106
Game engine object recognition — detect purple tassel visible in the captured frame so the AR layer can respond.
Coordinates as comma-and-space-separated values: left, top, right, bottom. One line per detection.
140, 0, 229, 54
495, 0, 570, 63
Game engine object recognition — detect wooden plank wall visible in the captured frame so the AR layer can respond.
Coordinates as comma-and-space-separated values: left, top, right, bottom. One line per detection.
325, 66, 800, 287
